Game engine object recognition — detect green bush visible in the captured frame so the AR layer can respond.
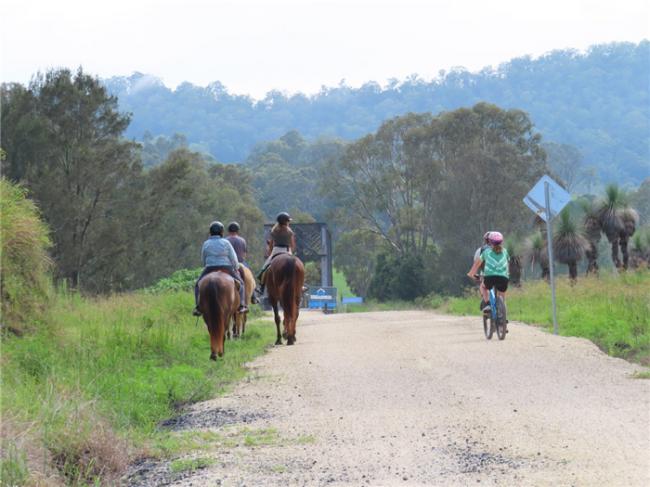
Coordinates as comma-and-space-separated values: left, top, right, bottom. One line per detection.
0, 178, 53, 331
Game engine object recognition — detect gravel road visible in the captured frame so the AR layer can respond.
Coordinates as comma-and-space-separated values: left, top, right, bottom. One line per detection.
129, 311, 650, 487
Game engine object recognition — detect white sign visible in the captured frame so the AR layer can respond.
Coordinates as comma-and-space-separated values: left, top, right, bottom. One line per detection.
523, 175, 571, 222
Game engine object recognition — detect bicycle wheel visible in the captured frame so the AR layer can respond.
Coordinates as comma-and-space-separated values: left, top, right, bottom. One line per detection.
483, 313, 493, 339
495, 297, 507, 340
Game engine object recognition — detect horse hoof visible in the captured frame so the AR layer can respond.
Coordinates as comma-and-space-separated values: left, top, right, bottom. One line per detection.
275, 339, 282, 346
210, 353, 217, 361
218, 352, 224, 358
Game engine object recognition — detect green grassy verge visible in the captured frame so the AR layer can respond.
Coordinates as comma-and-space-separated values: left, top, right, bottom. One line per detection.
1, 290, 274, 485
441, 271, 650, 365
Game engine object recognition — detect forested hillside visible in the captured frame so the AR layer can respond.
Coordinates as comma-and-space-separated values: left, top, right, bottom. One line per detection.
105, 41, 649, 184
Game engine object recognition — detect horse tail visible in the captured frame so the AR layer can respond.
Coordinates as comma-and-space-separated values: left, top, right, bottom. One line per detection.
281, 256, 297, 315
205, 278, 220, 327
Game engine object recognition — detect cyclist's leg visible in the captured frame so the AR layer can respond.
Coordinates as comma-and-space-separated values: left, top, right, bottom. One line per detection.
479, 277, 488, 303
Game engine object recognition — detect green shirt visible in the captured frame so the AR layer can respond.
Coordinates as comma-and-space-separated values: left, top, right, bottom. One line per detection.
481, 248, 510, 278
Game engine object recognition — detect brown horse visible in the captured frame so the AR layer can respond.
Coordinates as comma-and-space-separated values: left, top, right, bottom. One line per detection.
198, 271, 239, 360
230, 264, 256, 339
265, 253, 305, 345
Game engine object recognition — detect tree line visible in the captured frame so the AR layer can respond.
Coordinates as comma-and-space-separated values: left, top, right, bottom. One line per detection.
2, 68, 648, 298
1, 69, 265, 293
105, 41, 649, 185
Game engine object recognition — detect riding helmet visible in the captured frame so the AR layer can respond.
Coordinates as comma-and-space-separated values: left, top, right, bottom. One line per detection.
209, 221, 224, 236
276, 212, 292, 224
228, 221, 240, 233
489, 231, 504, 245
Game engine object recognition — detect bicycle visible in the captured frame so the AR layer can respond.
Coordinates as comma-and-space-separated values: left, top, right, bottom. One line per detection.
473, 275, 507, 340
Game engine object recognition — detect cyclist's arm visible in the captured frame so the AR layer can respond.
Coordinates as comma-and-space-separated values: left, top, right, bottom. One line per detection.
467, 258, 482, 279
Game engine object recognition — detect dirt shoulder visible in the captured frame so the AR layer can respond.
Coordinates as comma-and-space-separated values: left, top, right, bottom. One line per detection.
128, 311, 650, 486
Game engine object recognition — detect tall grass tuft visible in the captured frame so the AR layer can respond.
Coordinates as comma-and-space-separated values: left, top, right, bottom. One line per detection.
0, 178, 53, 332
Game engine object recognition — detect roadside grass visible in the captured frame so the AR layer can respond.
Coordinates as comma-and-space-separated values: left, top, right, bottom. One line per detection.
1, 289, 275, 485
440, 271, 650, 365
169, 457, 215, 474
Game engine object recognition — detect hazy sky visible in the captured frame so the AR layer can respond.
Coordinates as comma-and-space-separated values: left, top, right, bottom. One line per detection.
2, 0, 648, 99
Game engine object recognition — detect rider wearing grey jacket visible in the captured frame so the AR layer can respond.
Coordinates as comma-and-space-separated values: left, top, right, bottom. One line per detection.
193, 221, 247, 316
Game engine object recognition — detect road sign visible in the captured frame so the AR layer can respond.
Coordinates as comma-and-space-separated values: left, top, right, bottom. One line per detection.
341, 296, 363, 304
523, 175, 571, 222
523, 174, 572, 336
308, 286, 338, 310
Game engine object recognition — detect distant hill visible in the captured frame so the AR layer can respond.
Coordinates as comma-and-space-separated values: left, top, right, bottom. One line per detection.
105, 41, 649, 184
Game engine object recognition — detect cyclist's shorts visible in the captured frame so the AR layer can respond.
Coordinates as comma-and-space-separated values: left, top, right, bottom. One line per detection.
484, 276, 508, 292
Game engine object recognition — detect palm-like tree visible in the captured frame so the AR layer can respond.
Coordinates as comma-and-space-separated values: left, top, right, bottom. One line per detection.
630, 229, 649, 269
580, 198, 602, 274
597, 184, 627, 269
619, 207, 639, 269
526, 232, 549, 280
505, 237, 522, 286
553, 209, 589, 282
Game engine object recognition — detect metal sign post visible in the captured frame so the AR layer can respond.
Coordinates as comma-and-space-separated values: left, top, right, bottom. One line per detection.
544, 182, 559, 335
524, 175, 571, 336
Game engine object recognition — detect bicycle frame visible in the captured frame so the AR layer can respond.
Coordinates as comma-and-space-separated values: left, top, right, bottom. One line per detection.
488, 287, 497, 321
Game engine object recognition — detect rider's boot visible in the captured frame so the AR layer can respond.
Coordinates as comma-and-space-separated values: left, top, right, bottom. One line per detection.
238, 305, 248, 314
192, 306, 202, 316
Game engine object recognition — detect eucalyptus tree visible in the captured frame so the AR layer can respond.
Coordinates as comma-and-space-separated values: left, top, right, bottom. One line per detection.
553, 209, 589, 282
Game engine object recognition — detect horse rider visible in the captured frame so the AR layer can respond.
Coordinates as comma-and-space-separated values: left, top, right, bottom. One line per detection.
226, 221, 259, 304
193, 221, 248, 316
256, 212, 296, 296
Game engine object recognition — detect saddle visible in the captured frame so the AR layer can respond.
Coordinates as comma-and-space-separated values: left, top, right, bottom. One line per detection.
209, 269, 241, 291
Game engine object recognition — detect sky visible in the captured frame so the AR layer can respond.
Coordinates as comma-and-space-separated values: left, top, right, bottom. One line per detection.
2, 0, 649, 99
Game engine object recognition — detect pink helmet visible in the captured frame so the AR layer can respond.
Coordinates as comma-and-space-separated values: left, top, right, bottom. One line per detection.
489, 231, 503, 245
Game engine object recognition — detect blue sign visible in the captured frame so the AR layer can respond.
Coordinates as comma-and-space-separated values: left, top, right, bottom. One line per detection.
523, 175, 571, 222
342, 296, 364, 304
307, 286, 337, 309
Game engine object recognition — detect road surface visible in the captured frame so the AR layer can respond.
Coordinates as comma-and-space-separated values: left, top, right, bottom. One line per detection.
130, 311, 650, 486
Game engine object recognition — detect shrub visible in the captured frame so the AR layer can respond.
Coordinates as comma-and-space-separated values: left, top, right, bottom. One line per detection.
0, 178, 52, 332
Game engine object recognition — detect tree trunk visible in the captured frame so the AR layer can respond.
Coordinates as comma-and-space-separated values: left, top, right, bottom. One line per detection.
619, 234, 630, 270
585, 241, 599, 275
568, 261, 578, 283
610, 238, 622, 268
541, 262, 550, 281
509, 256, 522, 287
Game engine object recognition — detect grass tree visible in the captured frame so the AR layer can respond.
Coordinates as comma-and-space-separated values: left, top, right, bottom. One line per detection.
597, 184, 627, 269
580, 199, 602, 275
619, 207, 640, 269
630, 229, 650, 269
526, 232, 549, 281
505, 237, 523, 286
553, 209, 589, 282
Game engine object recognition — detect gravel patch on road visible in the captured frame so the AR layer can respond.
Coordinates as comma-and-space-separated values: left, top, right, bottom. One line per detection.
127, 310, 650, 487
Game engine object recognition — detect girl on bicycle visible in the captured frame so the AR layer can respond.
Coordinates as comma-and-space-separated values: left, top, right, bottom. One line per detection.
467, 231, 509, 313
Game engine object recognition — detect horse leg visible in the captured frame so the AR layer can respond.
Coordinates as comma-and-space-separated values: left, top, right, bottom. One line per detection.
217, 313, 226, 357
242, 313, 247, 335
272, 303, 282, 345
286, 311, 296, 346
209, 326, 218, 361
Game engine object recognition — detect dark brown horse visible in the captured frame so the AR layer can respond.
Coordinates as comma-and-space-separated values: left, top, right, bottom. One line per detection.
265, 253, 305, 345
198, 271, 239, 360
